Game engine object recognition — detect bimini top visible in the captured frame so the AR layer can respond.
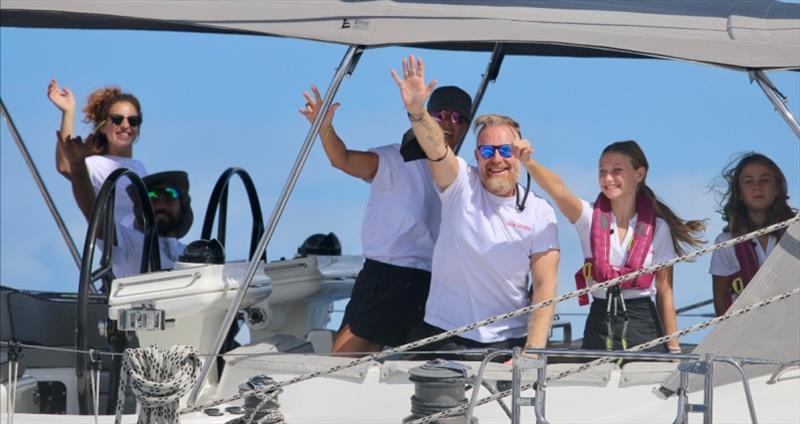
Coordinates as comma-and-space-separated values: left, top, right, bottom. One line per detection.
2, 0, 799, 70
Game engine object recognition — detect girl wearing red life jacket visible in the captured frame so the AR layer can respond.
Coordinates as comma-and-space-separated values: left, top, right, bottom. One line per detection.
709, 153, 796, 316
527, 140, 705, 353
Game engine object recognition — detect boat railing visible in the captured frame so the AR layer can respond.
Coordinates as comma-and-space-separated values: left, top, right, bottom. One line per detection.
460, 347, 794, 424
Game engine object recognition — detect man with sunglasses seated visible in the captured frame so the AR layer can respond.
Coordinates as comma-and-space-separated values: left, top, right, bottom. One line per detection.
299, 82, 472, 354
393, 55, 560, 357
107, 171, 193, 277
58, 133, 193, 278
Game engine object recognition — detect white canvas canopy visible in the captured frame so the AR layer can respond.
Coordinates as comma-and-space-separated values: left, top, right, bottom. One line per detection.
2, 0, 799, 70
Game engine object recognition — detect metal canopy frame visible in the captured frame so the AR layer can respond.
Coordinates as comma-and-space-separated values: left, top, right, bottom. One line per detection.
750, 70, 800, 139
0, 98, 92, 292
186, 45, 365, 405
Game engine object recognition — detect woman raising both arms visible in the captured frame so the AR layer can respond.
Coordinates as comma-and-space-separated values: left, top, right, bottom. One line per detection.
525, 140, 705, 353
48, 79, 147, 227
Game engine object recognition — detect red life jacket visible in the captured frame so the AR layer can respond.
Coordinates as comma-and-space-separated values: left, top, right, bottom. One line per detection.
726, 211, 794, 303
575, 192, 656, 306
727, 241, 759, 303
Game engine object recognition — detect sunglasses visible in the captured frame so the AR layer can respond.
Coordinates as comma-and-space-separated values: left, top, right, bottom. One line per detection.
430, 110, 466, 125
477, 144, 513, 159
109, 114, 142, 127
147, 187, 180, 201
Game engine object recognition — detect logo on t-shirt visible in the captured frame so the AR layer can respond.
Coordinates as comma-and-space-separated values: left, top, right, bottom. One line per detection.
505, 220, 532, 232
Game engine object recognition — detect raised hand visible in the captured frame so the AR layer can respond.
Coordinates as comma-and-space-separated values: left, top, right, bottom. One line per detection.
514, 137, 534, 165
58, 131, 94, 168
299, 84, 340, 130
390, 55, 437, 115
47, 79, 76, 113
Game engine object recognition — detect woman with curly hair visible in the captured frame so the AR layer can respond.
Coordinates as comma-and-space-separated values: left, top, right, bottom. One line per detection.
709, 153, 796, 316
48, 79, 147, 226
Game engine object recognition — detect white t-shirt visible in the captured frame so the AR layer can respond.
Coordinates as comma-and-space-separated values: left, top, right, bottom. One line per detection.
424, 158, 559, 343
708, 231, 776, 277
573, 198, 676, 300
99, 224, 186, 278
361, 144, 440, 271
85, 155, 147, 228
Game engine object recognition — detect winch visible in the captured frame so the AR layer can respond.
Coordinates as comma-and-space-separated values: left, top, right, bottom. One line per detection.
403, 359, 477, 423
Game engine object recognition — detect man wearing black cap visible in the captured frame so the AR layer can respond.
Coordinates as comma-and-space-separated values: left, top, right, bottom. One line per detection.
58, 133, 193, 278
299, 81, 472, 354
111, 170, 193, 277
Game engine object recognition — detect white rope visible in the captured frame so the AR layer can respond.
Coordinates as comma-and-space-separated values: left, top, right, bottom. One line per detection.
181, 215, 799, 415
409, 287, 800, 424
114, 345, 201, 424
244, 389, 286, 424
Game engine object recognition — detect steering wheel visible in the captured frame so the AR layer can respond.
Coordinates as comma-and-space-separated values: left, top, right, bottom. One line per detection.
75, 168, 160, 414
201, 167, 265, 260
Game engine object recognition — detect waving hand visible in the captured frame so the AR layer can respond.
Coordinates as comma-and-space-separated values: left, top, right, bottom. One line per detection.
390, 55, 437, 115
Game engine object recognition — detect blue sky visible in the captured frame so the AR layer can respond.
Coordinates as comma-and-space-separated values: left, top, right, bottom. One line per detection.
1, 27, 799, 341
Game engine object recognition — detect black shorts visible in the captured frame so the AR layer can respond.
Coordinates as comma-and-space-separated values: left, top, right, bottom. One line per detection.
581, 297, 667, 353
406, 322, 527, 362
340, 259, 431, 347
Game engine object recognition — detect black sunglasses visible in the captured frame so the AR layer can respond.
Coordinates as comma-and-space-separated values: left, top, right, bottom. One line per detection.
109, 113, 142, 127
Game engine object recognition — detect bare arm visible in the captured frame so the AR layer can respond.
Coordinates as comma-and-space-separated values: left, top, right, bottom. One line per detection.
526, 249, 560, 349
520, 152, 583, 224
48, 79, 77, 178
391, 55, 459, 191
59, 132, 98, 225
712, 275, 733, 317
300, 85, 378, 181
655, 267, 680, 351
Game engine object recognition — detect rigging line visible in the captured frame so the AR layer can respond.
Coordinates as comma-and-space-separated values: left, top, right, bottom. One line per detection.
409, 287, 800, 424
180, 215, 799, 415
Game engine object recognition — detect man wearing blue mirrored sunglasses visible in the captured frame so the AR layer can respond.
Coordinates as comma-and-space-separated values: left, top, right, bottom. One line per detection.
393, 55, 560, 357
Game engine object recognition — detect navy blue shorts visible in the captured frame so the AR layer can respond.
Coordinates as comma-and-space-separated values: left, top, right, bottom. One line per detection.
581, 297, 667, 353
340, 259, 431, 347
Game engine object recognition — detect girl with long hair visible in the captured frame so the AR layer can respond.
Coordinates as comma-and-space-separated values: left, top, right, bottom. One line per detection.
709, 152, 796, 316
527, 140, 705, 353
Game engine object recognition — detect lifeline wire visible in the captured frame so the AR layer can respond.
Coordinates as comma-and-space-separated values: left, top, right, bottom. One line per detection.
180, 214, 799, 414
408, 287, 800, 424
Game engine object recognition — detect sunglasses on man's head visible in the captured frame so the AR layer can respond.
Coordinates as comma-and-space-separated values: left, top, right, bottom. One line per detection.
109, 114, 142, 127
430, 110, 467, 125
477, 144, 513, 159
147, 187, 180, 201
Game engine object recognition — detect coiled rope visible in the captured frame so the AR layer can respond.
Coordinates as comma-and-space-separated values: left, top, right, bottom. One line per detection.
408, 287, 800, 424
114, 345, 201, 424
180, 213, 799, 415
243, 389, 285, 424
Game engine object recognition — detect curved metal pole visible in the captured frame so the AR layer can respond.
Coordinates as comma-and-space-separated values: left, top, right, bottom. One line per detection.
455, 43, 505, 155
0, 97, 85, 273
187, 44, 365, 405
717, 357, 758, 424
76, 168, 158, 414
750, 70, 800, 139
201, 167, 265, 259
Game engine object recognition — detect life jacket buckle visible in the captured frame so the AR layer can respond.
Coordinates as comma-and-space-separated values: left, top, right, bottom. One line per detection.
731, 277, 745, 294
583, 262, 593, 280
